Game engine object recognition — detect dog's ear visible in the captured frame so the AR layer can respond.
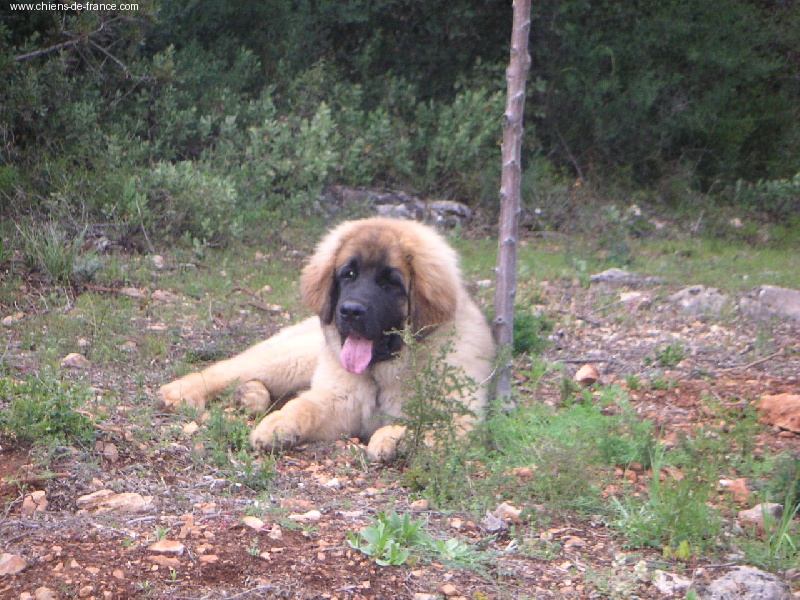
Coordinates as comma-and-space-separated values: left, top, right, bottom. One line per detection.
407, 245, 460, 332
301, 234, 340, 324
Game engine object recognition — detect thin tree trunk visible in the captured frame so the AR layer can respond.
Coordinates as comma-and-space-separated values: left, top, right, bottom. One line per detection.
493, 0, 531, 410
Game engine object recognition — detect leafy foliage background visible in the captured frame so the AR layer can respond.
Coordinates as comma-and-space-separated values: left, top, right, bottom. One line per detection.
1, 0, 798, 242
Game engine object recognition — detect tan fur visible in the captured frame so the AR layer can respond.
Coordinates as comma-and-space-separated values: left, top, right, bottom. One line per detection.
157, 217, 495, 462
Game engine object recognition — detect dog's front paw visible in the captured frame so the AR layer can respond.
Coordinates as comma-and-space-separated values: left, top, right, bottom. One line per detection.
366, 425, 407, 463
250, 412, 302, 453
157, 374, 208, 411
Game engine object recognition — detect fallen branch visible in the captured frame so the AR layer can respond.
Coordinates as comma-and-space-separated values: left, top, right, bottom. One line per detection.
720, 348, 784, 372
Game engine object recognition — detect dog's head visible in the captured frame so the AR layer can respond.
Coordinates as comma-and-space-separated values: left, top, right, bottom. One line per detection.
301, 218, 461, 374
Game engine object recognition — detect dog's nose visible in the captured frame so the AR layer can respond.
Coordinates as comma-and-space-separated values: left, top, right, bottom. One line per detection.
339, 301, 366, 321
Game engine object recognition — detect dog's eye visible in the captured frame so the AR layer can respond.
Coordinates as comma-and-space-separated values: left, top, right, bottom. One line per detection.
377, 269, 403, 291
340, 264, 357, 280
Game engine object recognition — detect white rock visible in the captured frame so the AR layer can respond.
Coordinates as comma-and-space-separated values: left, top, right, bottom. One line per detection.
738, 503, 783, 525
696, 566, 791, 599
288, 510, 321, 522
653, 570, 693, 595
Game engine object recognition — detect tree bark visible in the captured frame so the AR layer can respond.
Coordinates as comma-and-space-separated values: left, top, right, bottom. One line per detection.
493, 0, 531, 409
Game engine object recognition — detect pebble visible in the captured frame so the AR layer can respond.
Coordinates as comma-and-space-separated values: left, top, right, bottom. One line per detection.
0, 552, 27, 576
61, 352, 91, 370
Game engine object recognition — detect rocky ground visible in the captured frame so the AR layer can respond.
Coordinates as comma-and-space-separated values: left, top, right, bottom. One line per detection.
1, 260, 799, 599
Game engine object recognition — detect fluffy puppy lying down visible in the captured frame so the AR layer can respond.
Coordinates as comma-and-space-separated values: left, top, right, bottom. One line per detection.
158, 217, 495, 462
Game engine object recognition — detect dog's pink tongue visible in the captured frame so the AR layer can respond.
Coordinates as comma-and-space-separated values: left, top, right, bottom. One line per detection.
341, 336, 373, 375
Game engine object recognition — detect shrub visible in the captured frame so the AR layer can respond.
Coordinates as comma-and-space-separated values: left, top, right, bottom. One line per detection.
0, 374, 96, 447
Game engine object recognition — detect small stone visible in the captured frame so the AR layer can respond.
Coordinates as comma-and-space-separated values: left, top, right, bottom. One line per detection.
0, 552, 28, 576
757, 394, 800, 434
243, 516, 265, 531
34, 588, 58, 600
152, 289, 179, 303
718, 478, 750, 504
61, 352, 91, 370
267, 524, 283, 541
493, 501, 523, 523
1, 311, 24, 326
198, 554, 219, 564
151, 255, 164, 269
76, 490, 153, 513
96, 440, 120, 463
439, 583, 459, 596
409, 499, 429, 511
738, 503, 783, 525
183, 421, 199, 435
653, 570, 693, 595
574, 364, 600, 387
149, 540, 185, 555
149, 555, 181, 569
288, 510, 321, 522
21, 490, 48, 516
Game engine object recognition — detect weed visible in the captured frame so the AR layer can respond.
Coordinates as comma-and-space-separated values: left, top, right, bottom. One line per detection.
347, 511, 481, 568
649, 377, 675, 391
198, 407, 276, 490
17, 221, 87, 285
247, 539, 261, 557
0, 373, 95, 447
611, 449, 721, 553
625, 375, 642, 390
152, 526, 170, 541
347, 511, 419, 566
513, 311, 553, 356
645, 342, 687, 368
397, 329, 478, 459
742, 460, 800, 570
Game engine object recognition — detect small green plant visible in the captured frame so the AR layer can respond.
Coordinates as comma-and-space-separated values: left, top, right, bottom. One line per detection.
649, 377, 675, 391
398, 329, 477, 458
513, 312, 553, 356
198, 407, 276, 490
0, 374, 95, 447
347, 511, 420, 566
347, 511, 479, 568
611, 449, 721, 553
247, 539, 261, 557
646, 343, 687, 368
625, 374, 642, 390
17, 222, 85, 285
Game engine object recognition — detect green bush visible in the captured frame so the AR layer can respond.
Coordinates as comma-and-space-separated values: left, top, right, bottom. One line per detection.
731, 174, 800, 220
0, 374, 95, 446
